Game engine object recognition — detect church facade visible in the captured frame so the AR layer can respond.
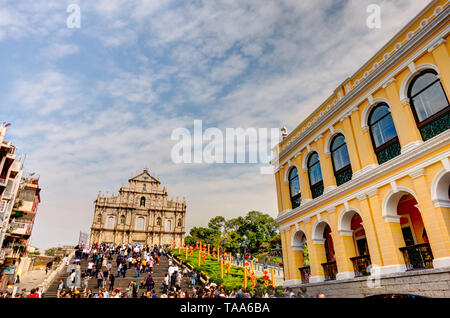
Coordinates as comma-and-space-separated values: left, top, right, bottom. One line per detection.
89, 170, 186, 246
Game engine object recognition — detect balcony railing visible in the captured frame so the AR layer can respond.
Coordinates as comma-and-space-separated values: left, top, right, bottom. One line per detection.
399, 243, 434, 271
419, 110, 449, 141
298, 266, 310, 284
0, 247, 20, 259
0, 248, 13, 259
376, 139, 401, 165
350, 255, 371, 277
291, 195, 301, 209
321, 261, 337, 281
311, 182, 324, 199
335, 166, 352, 186
9, 221, 32, 235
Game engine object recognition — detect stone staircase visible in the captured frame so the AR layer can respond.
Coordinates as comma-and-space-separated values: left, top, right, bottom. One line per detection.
43, 254, 191, 297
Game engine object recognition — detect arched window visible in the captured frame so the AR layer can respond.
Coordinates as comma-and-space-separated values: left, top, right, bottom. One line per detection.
120, 215, 125, 224
368, 103, 401, 164
140, 196, 146, 207
408, 69, 449, 141
177, 218, 182, 227
288, 167, 301, 209
97, 214, 102, 223
107, 216, 115, 229
156, 217, 161, 226
307, 152, 324, 199
330, 134, 352, 186
136, 217, 145, 231
166, 220, 172, 232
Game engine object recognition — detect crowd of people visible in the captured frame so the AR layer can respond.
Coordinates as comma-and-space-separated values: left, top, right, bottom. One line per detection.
0, 243, 326, 298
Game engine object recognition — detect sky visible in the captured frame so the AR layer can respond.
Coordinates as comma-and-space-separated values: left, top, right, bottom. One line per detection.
0, 0, 432, 249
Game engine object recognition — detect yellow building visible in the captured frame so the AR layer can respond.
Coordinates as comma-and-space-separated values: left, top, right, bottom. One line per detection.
274, 0, 450, 297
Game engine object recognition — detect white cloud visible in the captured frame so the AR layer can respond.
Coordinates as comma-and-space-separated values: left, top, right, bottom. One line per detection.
40, 42, 79, 60
10, 71, 82, 115
209, 54, 249, 84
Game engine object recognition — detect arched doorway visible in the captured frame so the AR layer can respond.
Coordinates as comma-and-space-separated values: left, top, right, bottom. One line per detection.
339, 210, 371, 277
431, 169, 450, 208
292, 229, 309, 283
135, 216, 145, 231
313, 221, 337, 281
107, 216, 115, 229
429, 168, 450, 268
397, 194, 434, 270
166, 220, 172, 232
322, 224, 337, 280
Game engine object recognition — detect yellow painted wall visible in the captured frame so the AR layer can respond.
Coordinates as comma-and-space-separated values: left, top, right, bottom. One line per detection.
276, 0, 450, 282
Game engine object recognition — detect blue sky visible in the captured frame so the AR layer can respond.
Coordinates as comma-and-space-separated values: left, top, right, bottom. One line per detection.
0, 0, 431, 249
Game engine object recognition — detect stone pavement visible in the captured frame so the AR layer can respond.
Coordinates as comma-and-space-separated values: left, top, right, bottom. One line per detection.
11, 269, 48, 294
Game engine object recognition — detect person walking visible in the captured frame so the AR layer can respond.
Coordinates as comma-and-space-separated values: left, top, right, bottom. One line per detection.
106, 261, 112, 275
56, 280, 65, 298
163, 274, 169, 293
116, 255, 122, 268
82, 273, 89, 292
146, 274, 154, 292
97, 270, 104, 289
102, 270, 108, 288
170, 272, 176, 289
122, 262, 128, 278
45, 261, 52, 275
87, 261, 94, 277
148, 258, 153, 273
108, 272, 115, 292
136, 262, 141, 278
190, 272, 196, 288
67, 269, 77, 291
117, 263, 123, 278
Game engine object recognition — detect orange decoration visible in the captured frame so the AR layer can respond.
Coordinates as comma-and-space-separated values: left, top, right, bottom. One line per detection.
263, 269, 270, 287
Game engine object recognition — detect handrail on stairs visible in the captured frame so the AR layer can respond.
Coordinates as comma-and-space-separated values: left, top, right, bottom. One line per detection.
41, 249, 76, 296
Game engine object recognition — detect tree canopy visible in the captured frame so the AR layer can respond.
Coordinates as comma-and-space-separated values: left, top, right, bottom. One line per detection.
184, 211, 280, 254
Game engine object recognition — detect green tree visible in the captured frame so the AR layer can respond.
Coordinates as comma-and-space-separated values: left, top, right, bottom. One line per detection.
225, 216, 244, 233
45, 248, 56, 256
236, 211, 279, 252
185, 226, 221, 246
302, 242, 310, 266
208, 216, 226, 232
184, 236, 196, 246
269, 235, 281, 249
183, 211, 279, 255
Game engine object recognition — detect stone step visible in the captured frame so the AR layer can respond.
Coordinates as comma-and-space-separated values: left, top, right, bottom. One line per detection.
44, 255, 191, 297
